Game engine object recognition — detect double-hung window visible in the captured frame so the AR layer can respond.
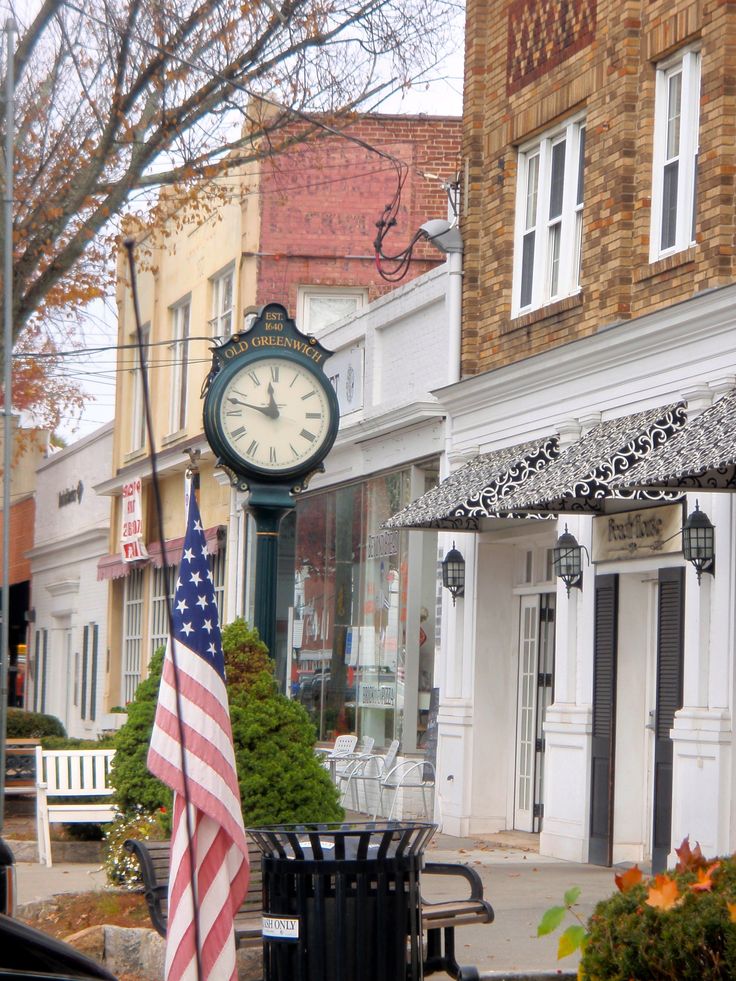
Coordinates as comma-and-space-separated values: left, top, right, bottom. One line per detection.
210, 265, 234, 339
168, 297, 190, 435
650, 48, 700, 261
513, 114, 586, 315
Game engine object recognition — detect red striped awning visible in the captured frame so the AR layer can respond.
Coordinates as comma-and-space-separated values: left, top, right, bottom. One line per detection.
147, 525, 225, 568
97, 526, 225, 581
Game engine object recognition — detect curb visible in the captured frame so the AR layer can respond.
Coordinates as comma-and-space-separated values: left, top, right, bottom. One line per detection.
6, 838, 103, 864
480, 974, 576, 980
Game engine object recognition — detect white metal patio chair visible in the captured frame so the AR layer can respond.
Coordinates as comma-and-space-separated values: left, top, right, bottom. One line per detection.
316, 734, 358, 783
376, 757, 436, 821
331, 735, 374, 786
337, 738, 400, 814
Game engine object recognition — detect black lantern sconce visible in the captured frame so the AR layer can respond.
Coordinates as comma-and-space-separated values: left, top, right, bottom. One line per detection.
553, 525, 590, 596
682, 501, 715, 584
442, 542, 465, 605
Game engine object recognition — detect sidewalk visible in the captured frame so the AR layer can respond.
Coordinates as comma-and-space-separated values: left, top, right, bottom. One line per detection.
14, 828, 620, 979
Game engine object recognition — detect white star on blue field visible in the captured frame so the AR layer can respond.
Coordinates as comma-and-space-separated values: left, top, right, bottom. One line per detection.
171, 501, 225, 680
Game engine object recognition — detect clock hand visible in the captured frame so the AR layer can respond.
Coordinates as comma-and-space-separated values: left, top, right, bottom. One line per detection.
227, 395, 278, 418
266, 382, 280, 419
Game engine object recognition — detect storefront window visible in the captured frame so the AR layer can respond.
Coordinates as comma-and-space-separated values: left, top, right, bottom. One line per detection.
291, 467, 437, 749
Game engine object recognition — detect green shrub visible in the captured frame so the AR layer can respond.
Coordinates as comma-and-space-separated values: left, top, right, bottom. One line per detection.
41, 736, 116, 750
7, 708, 66, 739
221, 617, 273, 688
580, 847, 736, 980
231, 673, 343, 827
110, 647, 172, 825
103, 807, 168, 888
109, 622, 342, 832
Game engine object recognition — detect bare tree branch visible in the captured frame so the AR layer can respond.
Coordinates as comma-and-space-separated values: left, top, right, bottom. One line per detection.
3, 0, 459, 336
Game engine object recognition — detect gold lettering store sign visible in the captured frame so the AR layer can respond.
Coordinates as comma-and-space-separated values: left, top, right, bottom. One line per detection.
592, 504, 683, 562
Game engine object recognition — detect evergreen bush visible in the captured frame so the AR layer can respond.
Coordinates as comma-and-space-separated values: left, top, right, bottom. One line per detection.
7, 708, 66, 738
108, 620, 343, 841
230, 672, 343, 826
222, 619, 343, 826
110, 647, 172, 825
41, 736, 115, 750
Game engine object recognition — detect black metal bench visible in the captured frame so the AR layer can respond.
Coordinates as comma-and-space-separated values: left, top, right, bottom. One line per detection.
124, 837, 494, 980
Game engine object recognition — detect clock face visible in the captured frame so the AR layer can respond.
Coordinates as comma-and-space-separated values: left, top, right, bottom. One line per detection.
214, 355, 335, 476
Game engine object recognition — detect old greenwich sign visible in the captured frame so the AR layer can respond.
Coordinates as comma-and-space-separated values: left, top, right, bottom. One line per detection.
592, 504, 683, 562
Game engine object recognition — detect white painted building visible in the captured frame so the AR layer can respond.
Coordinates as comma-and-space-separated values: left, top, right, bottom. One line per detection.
389, 284, 736, 868
27, 423, 114, 737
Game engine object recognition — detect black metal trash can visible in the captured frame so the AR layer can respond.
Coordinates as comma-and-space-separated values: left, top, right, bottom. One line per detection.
248, 821, 436, 981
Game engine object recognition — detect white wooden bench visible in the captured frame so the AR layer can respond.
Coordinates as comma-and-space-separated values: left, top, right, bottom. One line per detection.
35, 747, 117, 867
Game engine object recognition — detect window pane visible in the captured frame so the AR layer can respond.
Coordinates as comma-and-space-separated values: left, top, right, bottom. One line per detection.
666, 71, 682, 160
525, 154, 539, 230
520, 231, 535, 308
222, 273, 233, 316
549, 140, 566, 219
661, 160, 679, 251
548, 222, 561, 296
307, 294, 361, 333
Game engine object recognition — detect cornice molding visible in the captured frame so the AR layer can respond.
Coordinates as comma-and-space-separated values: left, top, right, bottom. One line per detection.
437, 284, 736, 420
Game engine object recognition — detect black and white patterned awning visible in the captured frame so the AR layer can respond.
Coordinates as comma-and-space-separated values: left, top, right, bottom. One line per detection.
504, 403, 687, 514
384, 436, 560, 530
616, 389, 736, 492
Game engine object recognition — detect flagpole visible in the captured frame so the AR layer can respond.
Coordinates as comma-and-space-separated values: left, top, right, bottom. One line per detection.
0, 17, 16, 833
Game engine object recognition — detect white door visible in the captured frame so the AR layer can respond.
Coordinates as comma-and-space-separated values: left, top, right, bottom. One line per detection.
514, 596, 540, 831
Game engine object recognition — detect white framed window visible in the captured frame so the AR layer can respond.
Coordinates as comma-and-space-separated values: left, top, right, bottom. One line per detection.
650, 47, 700, 261
129, 322, 149, 453
512, 114, 586, 315
122, 568, 144, 703
297, 286, 367, 337
209, 265, 234, 339
168, 297, 190, 435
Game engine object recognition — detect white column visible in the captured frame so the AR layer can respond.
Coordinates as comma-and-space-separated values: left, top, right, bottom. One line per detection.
540, 512, 594, 862
436, 532, 476, 835
672, 490, 733, 857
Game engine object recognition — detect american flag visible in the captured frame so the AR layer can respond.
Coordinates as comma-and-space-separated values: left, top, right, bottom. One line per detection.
148, 487, 249, 981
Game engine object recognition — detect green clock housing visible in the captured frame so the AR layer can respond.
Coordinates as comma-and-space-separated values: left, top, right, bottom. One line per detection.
203, 303, 340, 490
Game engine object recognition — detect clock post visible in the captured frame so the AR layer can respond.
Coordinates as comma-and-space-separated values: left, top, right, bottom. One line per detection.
245, 483, 294, 665
202, 303, 340, 663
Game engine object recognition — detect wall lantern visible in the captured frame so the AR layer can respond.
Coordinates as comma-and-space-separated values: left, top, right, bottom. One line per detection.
553, 525, 590, 596
682, 501, 715, 584
441, 542, 465, 605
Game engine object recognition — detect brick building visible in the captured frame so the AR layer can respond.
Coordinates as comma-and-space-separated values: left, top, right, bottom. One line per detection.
98, 113, 461, 726
388, 0, 736, 867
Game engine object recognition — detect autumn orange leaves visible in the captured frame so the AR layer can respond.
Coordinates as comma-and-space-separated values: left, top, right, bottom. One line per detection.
614, 837, 729, 913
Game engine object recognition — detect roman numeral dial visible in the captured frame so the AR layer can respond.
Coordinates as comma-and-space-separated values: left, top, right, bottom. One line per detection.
216, 355, 336, 475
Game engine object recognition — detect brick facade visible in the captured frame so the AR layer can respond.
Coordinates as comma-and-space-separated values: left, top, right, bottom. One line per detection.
1, 496, 35, 585
255, 115, 463, 313
462, 0, 735, 375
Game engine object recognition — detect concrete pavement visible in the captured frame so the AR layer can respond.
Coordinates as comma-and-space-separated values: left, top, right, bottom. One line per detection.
13, 829, 621, 979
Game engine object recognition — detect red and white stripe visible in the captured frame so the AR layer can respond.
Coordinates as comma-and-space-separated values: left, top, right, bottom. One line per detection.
148, 640, 249, 981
